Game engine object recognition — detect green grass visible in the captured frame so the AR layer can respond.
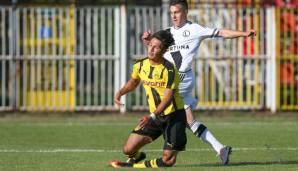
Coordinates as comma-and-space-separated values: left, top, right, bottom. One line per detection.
0, 112, 298, 170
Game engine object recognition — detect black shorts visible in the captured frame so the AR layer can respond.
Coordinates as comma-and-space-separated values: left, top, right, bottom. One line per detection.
132, 109, 187, 151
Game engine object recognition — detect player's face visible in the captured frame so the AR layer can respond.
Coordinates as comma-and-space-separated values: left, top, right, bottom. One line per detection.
170, 4, 188, 28
148, 38, 165, 62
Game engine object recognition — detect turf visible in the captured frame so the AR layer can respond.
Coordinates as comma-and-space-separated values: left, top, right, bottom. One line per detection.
0, 112, 298, 170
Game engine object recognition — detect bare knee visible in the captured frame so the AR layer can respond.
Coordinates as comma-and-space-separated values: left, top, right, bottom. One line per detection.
122, 144, 134, 155
122, 134, 152, 155
185, 107, 195, 125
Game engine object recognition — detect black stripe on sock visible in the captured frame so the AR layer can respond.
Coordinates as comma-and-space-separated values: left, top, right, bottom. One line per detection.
144, 160, 151, 167
197, 124, 207, 137
156, 158, 169, 167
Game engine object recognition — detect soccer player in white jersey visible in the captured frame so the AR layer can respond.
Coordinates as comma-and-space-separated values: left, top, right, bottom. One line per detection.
142, 0, 256, 165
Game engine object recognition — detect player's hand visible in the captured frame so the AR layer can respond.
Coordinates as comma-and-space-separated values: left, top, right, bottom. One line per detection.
138, 115, 151, 129
114, 91, 124, 107
142, 30, 151, 46
246, 29, 256, 37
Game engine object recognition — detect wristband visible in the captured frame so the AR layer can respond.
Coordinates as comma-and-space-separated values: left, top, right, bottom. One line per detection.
150, 113, 156, 120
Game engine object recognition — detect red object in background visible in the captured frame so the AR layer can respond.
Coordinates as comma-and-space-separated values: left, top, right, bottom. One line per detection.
276, 0, 298, 7
280, 11, 298, 55
280, 63, 296, 85
241, 8, 255, 56
262, 0, 298, 7
241, 0, 252, 6
280, 12, 296, 33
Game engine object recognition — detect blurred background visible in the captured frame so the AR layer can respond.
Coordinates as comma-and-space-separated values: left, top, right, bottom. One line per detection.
0, 0, 297, 113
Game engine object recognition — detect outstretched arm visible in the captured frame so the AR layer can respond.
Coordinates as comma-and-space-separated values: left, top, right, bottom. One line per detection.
218, 29, 256, 39
114, 78, 140, 107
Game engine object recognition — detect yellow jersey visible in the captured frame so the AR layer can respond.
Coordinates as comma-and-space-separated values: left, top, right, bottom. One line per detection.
131, 58, 184, 115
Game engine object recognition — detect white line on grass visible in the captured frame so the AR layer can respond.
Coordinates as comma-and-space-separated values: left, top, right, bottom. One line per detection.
0, 147, 298, 153
13, 121, 298, 127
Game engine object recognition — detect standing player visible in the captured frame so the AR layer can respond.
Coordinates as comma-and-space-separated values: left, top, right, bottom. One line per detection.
142, 0, 256, 165
111, 30, 187, 168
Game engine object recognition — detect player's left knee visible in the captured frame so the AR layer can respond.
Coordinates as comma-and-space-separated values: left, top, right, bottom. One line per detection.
122, 144, 134, 155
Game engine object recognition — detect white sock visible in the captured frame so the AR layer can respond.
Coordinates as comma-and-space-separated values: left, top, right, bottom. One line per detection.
200, 128, 224, 154
189, 120, 224, 154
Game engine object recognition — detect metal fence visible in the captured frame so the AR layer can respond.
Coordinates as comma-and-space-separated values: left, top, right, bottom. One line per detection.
75, 6, 120, 111
0, 7, 13, 111
0, 6, 121, 111
276, 8, 298, 110
0, 4, 295, 112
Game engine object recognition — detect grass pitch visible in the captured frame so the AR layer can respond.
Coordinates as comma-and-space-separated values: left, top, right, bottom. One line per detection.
0, 111, 298, 170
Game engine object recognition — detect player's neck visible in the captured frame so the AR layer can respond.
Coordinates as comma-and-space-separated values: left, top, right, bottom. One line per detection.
174, 20, 188, 29
149, 57, 164, 66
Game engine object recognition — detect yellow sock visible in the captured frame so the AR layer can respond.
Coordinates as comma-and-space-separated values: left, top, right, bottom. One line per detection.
133, 158, 166, 168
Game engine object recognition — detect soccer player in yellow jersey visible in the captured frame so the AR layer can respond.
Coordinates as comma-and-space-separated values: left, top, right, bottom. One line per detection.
111, 30, 187, 168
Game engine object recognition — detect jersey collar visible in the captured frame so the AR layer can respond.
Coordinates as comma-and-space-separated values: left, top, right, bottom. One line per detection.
173, 20, 192, 30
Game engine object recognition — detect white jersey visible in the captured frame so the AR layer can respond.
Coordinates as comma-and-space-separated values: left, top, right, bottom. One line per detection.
164, 21, 219, 72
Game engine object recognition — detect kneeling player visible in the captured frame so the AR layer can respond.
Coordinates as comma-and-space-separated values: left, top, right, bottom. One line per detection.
111, 30, 187, 168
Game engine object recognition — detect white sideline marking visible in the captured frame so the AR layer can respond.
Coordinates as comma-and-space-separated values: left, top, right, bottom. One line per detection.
0, 147, 298, 153
15, 121, 298, 127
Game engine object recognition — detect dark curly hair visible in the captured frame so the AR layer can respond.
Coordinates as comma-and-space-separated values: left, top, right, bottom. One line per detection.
151, 30, 174, 50
169, 0, 188, 11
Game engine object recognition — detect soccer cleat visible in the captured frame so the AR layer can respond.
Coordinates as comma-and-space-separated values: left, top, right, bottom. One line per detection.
109, 160, 133, 168
126, 152, 146, 164
219, 146, 232, 165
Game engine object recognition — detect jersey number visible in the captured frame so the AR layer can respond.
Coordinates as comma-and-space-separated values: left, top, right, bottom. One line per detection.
170, 51, 182, 70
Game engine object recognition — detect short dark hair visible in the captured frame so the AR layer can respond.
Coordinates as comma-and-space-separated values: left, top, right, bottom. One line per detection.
169, 0, 188, 11
151, 30, 174, 50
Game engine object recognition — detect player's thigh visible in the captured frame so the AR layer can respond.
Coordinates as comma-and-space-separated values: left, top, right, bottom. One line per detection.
164, 110, 187, 151
178, 71, 194, 95
123, 133, 152, 153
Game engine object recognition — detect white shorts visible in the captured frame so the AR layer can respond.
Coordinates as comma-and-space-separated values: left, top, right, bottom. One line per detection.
178, 70, 198, 109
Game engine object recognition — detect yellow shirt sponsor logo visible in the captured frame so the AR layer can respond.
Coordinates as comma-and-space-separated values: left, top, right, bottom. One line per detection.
143, 80, 165, 87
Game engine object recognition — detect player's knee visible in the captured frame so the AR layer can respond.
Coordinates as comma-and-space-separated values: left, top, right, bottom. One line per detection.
122, 144, 134, 155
